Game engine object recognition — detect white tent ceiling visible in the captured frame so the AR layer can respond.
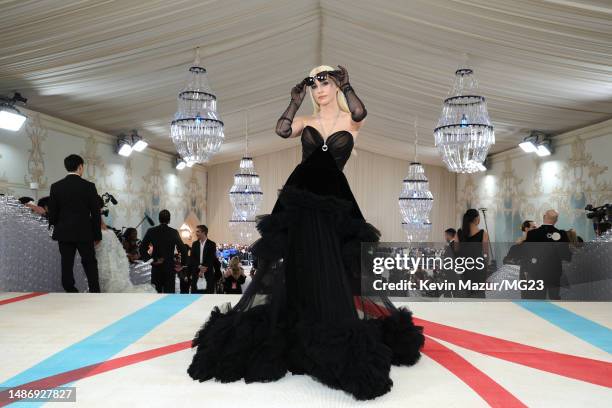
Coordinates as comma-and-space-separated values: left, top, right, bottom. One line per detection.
1, 0, 611, 166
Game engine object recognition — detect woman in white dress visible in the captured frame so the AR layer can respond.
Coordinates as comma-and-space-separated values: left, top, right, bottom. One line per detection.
96, 215, 155, 293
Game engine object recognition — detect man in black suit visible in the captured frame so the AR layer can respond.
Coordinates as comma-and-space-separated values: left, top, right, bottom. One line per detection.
139, 210, 188, 293
522, 209, 572, 300
187, 225, 221, 294
48, 154, 102, 293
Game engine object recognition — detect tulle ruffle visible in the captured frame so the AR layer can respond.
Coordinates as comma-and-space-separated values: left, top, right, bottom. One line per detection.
188, 301, 423, 400
188, 184, 424, 400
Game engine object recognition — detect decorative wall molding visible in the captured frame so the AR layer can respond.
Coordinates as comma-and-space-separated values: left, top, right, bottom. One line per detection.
457, 118, 612, 242
488, 117, 612, 164
0, 107, 208, 234
24, 113, 48, 188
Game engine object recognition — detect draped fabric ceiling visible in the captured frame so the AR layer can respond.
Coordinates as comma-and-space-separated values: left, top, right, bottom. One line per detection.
1, 0, 611, 166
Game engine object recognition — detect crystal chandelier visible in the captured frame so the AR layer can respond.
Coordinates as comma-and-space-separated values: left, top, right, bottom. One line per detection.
399, 119, 434, 242
170, 47, 224, 164
434, 64, 494, 173
229, 110, 263, 219
402, 220, 432, 242
228, 211, 258, 245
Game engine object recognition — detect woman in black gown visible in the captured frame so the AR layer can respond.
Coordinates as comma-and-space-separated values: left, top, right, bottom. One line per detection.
187, 65, 425, 400
455, 209, 490, 298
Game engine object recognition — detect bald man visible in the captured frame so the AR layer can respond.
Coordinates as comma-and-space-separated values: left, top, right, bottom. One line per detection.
522, 209, 571, 300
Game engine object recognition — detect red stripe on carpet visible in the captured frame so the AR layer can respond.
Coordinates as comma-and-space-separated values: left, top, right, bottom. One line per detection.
0, 341, 191, 406
423, 336, 527, 408
3, 300, 609, 406
413, 317, 612, 388
0, 292, 46, 306
355, 298, 612, 387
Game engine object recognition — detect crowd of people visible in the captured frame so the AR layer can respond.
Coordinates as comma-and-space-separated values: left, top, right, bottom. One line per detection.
382, 208, 610, 300
441, 208, 608, 299
15, 153, 610, 299
15, 154, 253, 295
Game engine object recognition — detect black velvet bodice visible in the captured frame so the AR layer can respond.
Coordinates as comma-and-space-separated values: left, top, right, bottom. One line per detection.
301, 126, 354, 171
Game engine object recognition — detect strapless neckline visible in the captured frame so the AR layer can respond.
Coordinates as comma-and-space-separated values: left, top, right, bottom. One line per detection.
303, 125, 354, 144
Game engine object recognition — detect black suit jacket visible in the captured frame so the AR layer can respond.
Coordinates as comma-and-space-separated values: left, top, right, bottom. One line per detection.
139, 224, 188, 271
189, 239, 222, 282
48, 174, 102, 242
523, 225, 572, 285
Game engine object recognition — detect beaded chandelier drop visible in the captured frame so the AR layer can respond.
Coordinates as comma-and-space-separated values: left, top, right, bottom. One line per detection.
399, 119, 434, 242
402, 220, 432, 243
434, 65, 494, 173
170, 47, 224, 164
228, 211, 257, 245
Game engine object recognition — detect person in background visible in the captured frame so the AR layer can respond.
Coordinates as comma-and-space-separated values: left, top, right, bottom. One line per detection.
122, 227, 140, 263
139, 209, 188, 293
21, 196, 48, 217
522, 209, 571, 300
37, 196, 50, 217
48, 154, 102, 293
441, 227, 459, 297
596, 222, 611, 237
454, 209, 490, 297
444, 228, 456, 244
18, 196, 35, 205
187, 225, 222, 294
504, 220, 537, 265
223, 256, 246, 295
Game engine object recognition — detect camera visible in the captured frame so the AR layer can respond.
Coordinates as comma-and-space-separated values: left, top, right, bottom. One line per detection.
100, 192, 118, 217
586, 204, 612, 236
585, 204, 611, 223
100, 192, 123, 239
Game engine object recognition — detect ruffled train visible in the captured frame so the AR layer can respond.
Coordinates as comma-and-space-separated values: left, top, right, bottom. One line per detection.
187, 184, 424, 400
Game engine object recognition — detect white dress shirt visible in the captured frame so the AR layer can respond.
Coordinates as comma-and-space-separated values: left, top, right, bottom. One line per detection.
199, 239, 207, 265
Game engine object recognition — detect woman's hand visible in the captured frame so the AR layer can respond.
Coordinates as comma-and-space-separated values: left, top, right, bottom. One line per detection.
329, 65, 349, 89
290, 79, 307, 104
276, 79, 307, 138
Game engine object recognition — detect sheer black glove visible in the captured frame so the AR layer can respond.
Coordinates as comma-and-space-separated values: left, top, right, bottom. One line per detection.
329, 65, 367, 122
275, 79, 307, 138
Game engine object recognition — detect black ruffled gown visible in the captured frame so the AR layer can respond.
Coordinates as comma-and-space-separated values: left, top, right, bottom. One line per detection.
188, 125, 425, 400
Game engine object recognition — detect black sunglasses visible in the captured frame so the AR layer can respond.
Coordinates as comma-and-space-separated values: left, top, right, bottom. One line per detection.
304, 71, 335, 86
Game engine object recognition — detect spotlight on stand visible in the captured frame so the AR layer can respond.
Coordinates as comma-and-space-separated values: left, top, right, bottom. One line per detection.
116, 133, 133, 157
130, 129, 148, 152
175, 156, 186, 170
0, 92, 28, 131
135, 213, 155, 229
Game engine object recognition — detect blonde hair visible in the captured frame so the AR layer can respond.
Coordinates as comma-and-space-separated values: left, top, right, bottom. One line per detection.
308, 65, 350, 116
229, 256, 243, 278
306, 65, 358, 157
